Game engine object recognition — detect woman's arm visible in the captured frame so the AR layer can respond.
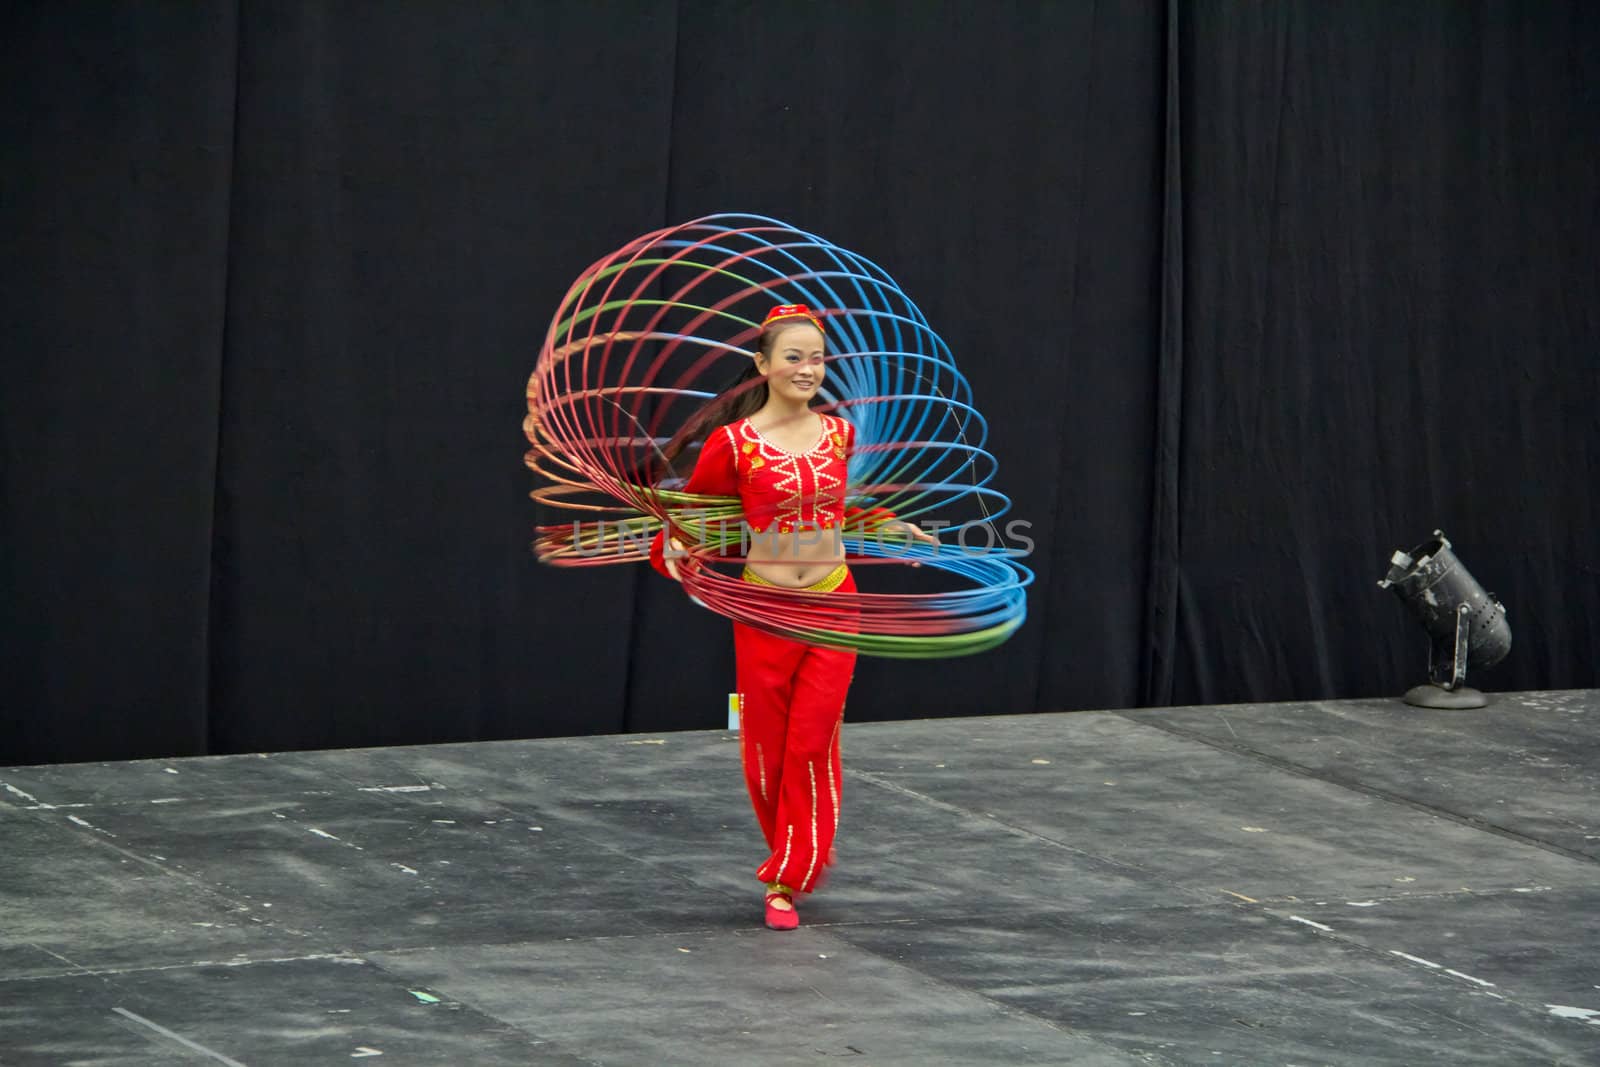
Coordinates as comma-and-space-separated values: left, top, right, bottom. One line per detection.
841, 419, 938, 551
840, 418, 896, 531
650, 426, 739, 580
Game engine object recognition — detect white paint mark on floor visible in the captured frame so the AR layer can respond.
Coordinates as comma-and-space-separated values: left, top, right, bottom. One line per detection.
1390, 950, 1442, 969
307, 828, 340, 840
1240, 826, 1268, 833
150, 798, 183, 804
164, 768, 180, 774
1030, 759, 1051, 765
624, 739, 667, 745
431, 819, 455, 824
358, 785, 432, 793
1444, 970, 1496, 988
66, 815, 116, 837
4, 783, 51, 807
1346, 901, 1380, 907
351, 1048, 384, 1058
1546, 1005, 1600, 1025
1288, 916, 1333, 932
112, 1007, 246, 1065
391, 863, 418, 875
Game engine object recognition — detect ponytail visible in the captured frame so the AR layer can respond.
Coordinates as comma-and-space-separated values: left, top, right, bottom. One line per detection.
652, 361, 768, 481
650, 313, 821, 482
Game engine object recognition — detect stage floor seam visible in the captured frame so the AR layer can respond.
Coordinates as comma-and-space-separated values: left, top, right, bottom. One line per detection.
850, 765, 1194, 889
1115, 708, 1600, 867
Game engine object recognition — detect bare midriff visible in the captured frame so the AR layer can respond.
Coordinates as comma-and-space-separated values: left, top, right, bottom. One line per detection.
744, 526, 846, 588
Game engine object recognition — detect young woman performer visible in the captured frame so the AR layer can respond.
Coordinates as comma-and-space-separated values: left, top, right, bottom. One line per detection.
650, 304, 934, 930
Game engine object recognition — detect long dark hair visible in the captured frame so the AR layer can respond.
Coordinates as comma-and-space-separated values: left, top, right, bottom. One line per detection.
653, 319, 817, 480
658, 361, 767, 474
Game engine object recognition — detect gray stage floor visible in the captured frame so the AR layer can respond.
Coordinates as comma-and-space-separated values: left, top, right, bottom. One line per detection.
2, 691, 1598, 1065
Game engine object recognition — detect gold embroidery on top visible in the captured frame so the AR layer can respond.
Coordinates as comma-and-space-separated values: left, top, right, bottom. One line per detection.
735, 416, 848, 530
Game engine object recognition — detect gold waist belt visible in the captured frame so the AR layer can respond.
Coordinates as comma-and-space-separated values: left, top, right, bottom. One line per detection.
741, 563, 849, 594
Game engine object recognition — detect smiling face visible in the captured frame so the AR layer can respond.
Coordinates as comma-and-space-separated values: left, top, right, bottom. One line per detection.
756, 321, 826, 405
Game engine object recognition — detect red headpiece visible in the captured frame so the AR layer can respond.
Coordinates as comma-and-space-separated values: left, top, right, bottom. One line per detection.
762, 303, 824, 332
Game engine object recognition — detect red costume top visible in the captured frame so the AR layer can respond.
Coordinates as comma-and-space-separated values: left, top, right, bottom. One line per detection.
649, 413, 892, 577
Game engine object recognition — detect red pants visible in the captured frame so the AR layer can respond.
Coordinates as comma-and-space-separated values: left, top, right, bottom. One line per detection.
733, 566, 858, 894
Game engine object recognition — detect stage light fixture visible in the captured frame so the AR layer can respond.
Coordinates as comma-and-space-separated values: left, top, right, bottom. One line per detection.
1378, 530, 1511, 709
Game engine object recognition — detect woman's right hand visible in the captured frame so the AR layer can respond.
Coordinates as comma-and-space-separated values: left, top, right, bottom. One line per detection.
663, 538, 686, 581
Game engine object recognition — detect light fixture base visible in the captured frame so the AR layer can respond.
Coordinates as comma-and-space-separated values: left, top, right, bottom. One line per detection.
1402, 683, 1488, 710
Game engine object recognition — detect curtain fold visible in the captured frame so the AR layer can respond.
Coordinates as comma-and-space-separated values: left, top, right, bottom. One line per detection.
0, 3, 239, 764
1141, 0, 1187, 707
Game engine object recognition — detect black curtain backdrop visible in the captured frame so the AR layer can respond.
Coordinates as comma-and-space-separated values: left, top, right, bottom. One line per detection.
1170, 1, 1600, 705
3, 2, 1596, 766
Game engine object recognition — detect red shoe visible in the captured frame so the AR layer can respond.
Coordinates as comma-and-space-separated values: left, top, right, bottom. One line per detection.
764, 891, 800, 931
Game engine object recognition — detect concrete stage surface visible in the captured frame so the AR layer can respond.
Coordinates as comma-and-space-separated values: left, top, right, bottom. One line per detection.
2, 691, 1597, 1065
